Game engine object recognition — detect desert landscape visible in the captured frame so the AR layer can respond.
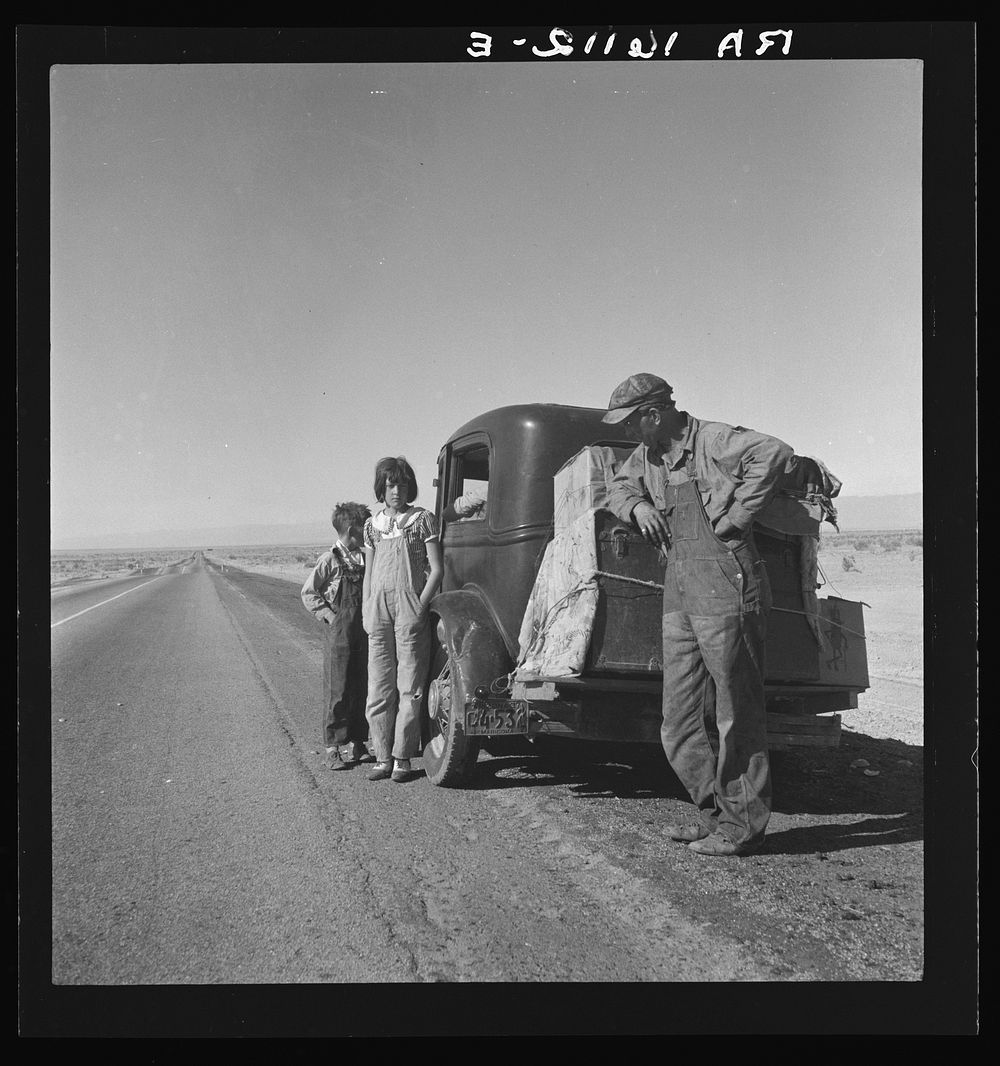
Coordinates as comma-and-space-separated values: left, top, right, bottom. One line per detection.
811, 530, 924, 746
50, 548, 199, 586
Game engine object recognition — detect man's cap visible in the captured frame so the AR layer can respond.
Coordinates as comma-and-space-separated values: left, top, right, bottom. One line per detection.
601, 373, 673, 423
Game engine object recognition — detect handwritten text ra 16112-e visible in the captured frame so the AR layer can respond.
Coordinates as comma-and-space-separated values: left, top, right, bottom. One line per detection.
466, 28, 793, 60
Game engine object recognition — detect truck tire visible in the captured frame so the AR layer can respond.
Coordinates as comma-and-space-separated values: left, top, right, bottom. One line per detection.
423, 648, 482, 787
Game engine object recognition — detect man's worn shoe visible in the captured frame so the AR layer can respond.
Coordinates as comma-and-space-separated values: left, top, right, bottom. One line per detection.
688, 832, 762, 857
325, 747, 349, 771
665, 823, 711, 843
367, 761, 393, 781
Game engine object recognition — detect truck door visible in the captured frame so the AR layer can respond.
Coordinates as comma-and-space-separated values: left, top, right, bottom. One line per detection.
438, 435, 492, 596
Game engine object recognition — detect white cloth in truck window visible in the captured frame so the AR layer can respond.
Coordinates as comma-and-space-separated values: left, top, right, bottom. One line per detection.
447, 486, 487, 521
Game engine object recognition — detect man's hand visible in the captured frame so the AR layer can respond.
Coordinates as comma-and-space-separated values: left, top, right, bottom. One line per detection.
713, 515, 743, 541
632, 501, 670, 551
318, 608, 337, 625
797, 457, 823, 496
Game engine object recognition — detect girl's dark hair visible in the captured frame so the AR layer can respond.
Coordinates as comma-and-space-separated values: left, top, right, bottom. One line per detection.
373, 455, 417, 503
331, 501, 371, 533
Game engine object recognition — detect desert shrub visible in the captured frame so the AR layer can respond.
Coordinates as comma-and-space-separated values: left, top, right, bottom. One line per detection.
853, 538, 872, 552
906, 534, 923, 547
882, 539, 900, 552
294, 552, 313, 564
842, 555, 858, 572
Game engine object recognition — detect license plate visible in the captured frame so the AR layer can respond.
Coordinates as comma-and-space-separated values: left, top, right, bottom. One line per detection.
463, 697, 530, 736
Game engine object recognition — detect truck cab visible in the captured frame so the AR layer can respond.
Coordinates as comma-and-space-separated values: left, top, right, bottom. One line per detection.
422, 404, 869, 786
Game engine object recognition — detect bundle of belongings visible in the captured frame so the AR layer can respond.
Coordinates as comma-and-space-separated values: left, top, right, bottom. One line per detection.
516, 445, 841, 679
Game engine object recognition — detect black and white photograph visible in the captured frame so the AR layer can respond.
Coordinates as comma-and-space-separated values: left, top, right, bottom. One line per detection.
18, 22, 977, 1036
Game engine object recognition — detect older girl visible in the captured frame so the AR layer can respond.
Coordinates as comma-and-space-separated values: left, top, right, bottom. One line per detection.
362, 456, 443, 783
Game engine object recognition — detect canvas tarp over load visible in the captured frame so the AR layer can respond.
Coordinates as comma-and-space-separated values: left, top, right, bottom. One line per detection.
515, 445, 840, 679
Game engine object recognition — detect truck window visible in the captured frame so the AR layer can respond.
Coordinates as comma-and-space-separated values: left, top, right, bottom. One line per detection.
445, 442, 490, 522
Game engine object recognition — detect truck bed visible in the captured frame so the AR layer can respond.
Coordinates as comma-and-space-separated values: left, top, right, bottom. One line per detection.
509, 515, 867, 750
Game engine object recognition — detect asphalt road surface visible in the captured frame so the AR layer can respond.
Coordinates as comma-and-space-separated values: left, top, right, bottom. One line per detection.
50, 553, 925, 988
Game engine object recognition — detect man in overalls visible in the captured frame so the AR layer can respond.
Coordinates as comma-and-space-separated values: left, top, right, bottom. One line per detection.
605, 374, 794, 855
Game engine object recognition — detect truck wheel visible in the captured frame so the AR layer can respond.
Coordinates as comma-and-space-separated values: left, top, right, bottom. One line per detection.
423, 651, 481, 787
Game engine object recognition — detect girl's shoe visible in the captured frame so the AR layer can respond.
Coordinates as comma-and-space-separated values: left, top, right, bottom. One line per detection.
367, 761, 393, 781
391, 759, 416, 783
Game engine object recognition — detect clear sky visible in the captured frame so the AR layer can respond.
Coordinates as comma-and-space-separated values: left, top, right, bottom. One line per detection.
50, 59, 922, 546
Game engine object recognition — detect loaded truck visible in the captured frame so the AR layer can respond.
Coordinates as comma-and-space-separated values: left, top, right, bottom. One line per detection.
421, 404, 869, 787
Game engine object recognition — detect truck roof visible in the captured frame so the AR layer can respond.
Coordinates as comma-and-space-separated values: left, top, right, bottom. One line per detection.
443, 403, 619, 450
439, 404, 635, 533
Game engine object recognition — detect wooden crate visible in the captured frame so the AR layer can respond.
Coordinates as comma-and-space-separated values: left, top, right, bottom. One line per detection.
553, 446, 632, 530
587, 510, 665, 673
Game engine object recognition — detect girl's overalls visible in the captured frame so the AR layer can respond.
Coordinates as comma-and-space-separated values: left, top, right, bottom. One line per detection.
659, 459, 773, 846
363, 513, 432, 763
322, 553, 368, 749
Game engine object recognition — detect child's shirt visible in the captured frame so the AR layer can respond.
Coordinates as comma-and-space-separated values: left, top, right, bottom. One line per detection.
363, 507, 439, 592
364, 507, 439, 545
300, 538, 366, 620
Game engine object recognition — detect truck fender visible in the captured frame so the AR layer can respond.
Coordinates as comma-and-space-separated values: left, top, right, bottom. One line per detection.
431, 589, 513, 700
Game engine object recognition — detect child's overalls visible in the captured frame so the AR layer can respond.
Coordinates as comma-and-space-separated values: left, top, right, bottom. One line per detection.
363, 514, 432, 763
659, 458, 773, 846
323, 551, 368, 750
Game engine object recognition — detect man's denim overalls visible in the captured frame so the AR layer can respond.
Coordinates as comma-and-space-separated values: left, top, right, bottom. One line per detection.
660, 459, 773, 845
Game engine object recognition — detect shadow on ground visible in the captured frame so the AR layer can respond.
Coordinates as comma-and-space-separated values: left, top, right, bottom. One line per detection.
758, 811, 923, 855
472, 731, 924, 827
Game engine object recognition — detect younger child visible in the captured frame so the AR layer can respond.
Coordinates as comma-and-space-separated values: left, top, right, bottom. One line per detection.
301, 502, 373, 771
362, 456, 443, 783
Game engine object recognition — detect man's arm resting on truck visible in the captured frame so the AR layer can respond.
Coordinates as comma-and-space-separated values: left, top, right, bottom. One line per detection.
606, 446, 671, 550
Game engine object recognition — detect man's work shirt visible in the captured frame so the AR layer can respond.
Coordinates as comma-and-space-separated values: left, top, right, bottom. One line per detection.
606, 412, 794, 533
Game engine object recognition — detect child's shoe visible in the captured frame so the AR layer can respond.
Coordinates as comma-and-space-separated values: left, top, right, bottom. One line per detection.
344, 741, 375, 764
325, 746, 349, 771
391, 758, 416, 783
367, 760, 393, 781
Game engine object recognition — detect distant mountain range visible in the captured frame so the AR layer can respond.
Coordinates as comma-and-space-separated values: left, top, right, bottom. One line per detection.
52, 521, 337, 553
51, 494, 923, 551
